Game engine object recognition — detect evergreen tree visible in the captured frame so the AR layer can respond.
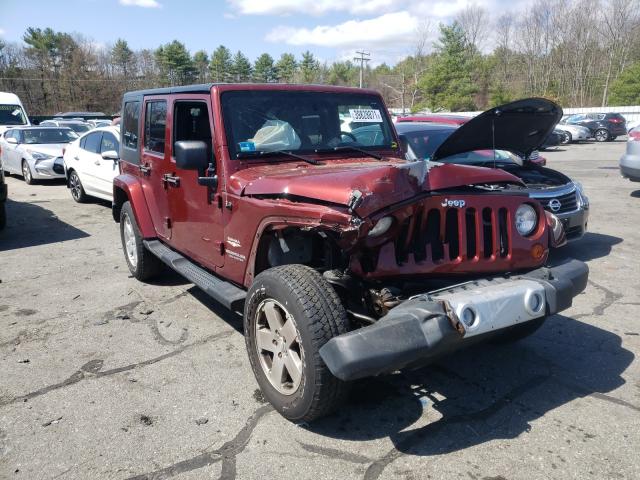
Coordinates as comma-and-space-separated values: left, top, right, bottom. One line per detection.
209, 45, 232, 82
253, 53, 276, 82
232, 50, 252, 82
154, 40, 196, 85
111, 38, 134, 78
609, 61, 640, 105
417, 22, 477, 111
193, 50, 209, 83
299, 51, 319, 84
275, 53, 297, 83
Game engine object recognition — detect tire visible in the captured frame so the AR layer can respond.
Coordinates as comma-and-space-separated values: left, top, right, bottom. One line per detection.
0, 202, 6, 230
119, 201, 163, 281
244, 264, 350, 422
491, 317, 546, 344
560, 131, 572, 144
22, 160, 34, 185
68, 170, 87, 203
594, 128, 609, 142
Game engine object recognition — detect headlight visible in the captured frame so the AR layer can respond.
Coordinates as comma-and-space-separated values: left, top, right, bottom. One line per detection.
368, 216, 394, 237
574, 181, 589, 208
27, 150, 54, 161
515, 204, 538, 236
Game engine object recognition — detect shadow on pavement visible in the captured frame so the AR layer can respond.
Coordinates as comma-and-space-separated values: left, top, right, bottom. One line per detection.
0, 198, 89, 251
308, 315, 633, 467
549, 232, 622, 263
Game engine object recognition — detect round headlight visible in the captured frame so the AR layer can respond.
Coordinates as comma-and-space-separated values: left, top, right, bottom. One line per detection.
368, 216, 394, 237
515, 204, 538, 236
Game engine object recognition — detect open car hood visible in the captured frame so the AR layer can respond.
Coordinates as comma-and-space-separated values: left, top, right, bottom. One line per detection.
431, 98, 562, 161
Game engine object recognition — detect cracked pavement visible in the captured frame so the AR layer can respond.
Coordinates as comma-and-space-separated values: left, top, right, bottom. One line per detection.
1, 140, 639, 479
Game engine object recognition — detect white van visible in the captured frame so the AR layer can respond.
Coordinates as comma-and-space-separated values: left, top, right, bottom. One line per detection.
0, 92, 30, 134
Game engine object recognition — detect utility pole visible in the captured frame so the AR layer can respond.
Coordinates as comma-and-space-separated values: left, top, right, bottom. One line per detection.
353, 50, 370, 88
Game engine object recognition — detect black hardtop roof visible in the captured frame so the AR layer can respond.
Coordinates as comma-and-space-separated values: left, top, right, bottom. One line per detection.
123, 83, 219, 100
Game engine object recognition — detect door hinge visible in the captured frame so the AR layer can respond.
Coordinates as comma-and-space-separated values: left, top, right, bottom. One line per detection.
215, 240, 225, 255
164, 217, 172, 229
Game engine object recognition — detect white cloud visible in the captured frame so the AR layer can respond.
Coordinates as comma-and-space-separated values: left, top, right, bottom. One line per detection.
266, 11, 419, 49
119, 0, 161, 8
0, 28, 5, 36
228, 0, 401, 16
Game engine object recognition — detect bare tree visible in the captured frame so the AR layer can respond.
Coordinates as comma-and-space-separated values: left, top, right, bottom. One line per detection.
456, 4, 489, 51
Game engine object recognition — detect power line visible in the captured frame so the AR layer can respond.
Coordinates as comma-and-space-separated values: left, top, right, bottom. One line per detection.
353, 50, 370, 88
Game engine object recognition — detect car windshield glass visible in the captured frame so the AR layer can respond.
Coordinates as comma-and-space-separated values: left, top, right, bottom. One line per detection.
403, 129, 520, 165
0, 104, 28, 125
63, 123, 91, 134
221, 90, 395, 159
22, 128, 78, 144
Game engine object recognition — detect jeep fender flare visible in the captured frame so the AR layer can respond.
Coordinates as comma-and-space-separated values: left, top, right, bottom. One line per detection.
112, 174, 156, 238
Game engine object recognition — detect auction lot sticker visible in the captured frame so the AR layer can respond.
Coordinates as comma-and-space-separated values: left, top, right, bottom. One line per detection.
349, 108, 383, 122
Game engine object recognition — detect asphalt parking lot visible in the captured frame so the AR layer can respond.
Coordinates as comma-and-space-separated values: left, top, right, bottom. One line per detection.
1, 140, 639, 480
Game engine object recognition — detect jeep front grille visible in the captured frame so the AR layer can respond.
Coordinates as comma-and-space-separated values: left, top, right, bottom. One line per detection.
394, 205, 511, 265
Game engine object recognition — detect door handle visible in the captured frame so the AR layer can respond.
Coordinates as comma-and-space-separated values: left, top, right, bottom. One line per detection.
139, 163, 151, 175
74, 156, 79, 161
94, 160, 101, 165
162, 173, 180, 187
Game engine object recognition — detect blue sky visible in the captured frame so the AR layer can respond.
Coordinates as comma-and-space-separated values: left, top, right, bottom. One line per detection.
0, 0, 527, 65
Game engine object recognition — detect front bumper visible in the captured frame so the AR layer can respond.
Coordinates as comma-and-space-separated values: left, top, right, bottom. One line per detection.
556, 207, 589, 241
320, 259, 589, 381
30, 157, 66, 180
620, 151, 640, 182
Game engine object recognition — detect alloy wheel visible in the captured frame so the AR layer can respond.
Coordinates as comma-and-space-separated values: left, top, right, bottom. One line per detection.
70, 173, 82, 201
595, 129, 608, 142
22, 162, 31, 183
122, 213, 138, 268
254, 299, 303, 395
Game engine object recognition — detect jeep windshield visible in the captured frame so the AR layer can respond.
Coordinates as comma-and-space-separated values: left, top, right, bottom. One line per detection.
221, 90, 395, 159
0, 104, 28, 126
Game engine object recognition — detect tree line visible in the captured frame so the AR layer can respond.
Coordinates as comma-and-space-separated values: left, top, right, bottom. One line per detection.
1, 0, 639, 116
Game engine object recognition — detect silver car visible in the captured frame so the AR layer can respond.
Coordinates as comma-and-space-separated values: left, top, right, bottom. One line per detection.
620, 127, 640, 182
0, 126, 78, 184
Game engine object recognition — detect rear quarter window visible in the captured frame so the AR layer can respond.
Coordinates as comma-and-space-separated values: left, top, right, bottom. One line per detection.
123, 101, 140, 149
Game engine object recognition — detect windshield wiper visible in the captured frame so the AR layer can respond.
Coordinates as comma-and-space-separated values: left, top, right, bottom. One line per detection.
237, 149, 319, 165
316, 146, 386, 161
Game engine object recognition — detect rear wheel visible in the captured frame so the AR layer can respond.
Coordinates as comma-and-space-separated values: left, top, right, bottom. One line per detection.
594, 128, 609, 142
22, 160, 34, 185
244, 264, 349, 422
68, 170, 87, 203
119, 201, 163, 281
560, 131, 572, 144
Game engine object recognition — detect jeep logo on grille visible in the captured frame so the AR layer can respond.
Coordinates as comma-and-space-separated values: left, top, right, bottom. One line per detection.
548, 198, 562, 212
441, 199, 466, 208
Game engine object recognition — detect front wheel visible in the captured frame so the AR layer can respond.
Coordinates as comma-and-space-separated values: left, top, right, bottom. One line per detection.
560, 131, 572, 144
119, 201, 163, 281
22, 160, 34, 185
594, 129, 609, 142
244, 265, 350, 422
68, 171, 87, 203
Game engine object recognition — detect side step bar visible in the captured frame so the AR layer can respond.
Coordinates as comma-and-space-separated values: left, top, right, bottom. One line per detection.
144, 239, 246, 311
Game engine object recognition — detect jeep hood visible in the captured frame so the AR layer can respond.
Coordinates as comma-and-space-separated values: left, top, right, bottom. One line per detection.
431, 98, 563, 161
231, 158, 524, 217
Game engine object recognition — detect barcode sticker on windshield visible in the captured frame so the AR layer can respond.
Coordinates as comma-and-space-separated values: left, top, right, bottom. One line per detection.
349, 109, 383, 122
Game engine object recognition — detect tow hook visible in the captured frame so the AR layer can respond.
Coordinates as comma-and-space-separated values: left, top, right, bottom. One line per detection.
442, 300, 466, 335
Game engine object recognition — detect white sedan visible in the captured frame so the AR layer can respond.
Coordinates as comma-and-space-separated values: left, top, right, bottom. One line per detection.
0, 126, 77, 184
63, 126, 120, 202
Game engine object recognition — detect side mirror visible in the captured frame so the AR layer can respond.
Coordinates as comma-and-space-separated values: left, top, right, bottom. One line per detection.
6, 137, 18, 144
101, 150, 119, 161
174, 140, 209, 170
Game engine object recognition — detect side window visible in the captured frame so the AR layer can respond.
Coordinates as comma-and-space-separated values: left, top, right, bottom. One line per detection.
84, 132, 102, 153
123, 101, 140, 149
100, 132, 118, 153
80, 135, 87, 149
144, 101, 167, 154
173, 101, 212, 143
4, 130, 15, 141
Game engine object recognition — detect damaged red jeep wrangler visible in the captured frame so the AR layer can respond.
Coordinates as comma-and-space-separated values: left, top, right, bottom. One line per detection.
112, 85, 588, 422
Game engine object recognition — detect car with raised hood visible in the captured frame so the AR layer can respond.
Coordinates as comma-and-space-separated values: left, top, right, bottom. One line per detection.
620, 126, 640, 182
0, 126, 77, 184
112, 86, 588, 422
561, 112, 627, 142
396, 121, 589, 241
63, 126, 120, 202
